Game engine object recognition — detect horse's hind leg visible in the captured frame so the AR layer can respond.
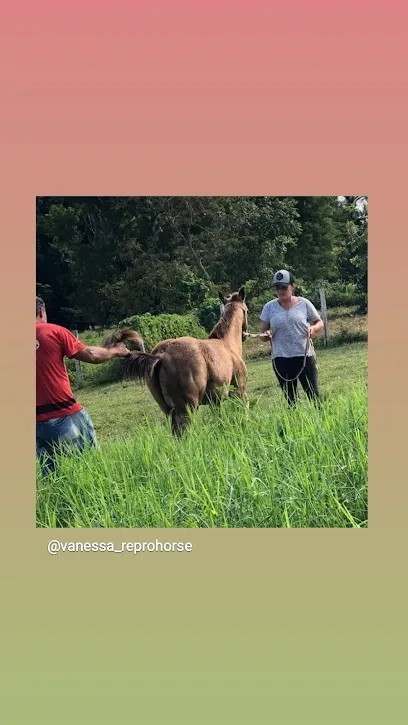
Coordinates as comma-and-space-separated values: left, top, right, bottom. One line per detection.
171, 410, 191, 437
146, 363, 173, 416
230, 361, 249, 407
147, 379, 172, 416
202, 388, 223, 406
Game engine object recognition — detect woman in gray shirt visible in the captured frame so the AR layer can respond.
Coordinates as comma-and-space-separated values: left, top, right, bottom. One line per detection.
259, 270, 324, 404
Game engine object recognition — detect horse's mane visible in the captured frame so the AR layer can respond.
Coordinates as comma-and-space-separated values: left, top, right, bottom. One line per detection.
208, 294, 243, 340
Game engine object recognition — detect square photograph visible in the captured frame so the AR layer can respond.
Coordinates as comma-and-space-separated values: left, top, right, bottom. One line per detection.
36, 196, 367, 528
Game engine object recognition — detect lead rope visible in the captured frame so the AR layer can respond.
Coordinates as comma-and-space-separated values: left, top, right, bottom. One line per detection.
271, 333, 314, 383
244, 331, 317, 383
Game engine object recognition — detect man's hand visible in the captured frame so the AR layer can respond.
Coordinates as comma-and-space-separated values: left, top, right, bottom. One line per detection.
259, 330, 272, 342
114, 343, 131, 357
308, 325, 316, 338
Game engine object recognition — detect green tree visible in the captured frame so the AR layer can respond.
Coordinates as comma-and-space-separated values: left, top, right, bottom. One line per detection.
286, 197, 343, 283
36, 195, 367, 327
337, 197, 368, 311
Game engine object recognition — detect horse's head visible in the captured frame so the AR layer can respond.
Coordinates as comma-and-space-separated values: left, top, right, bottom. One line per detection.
218, 287, 248, 342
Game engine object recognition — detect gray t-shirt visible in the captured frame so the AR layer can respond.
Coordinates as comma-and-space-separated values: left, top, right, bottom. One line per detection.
260, 297, 320, 358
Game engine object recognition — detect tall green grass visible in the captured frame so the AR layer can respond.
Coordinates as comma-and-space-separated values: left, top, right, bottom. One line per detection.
37, 381, 367, 529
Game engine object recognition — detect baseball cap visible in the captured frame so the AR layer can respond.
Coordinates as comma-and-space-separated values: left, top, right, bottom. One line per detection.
272, 269, 294, 286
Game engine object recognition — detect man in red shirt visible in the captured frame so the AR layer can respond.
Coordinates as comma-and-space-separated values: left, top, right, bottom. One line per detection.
36, 296, 130, 475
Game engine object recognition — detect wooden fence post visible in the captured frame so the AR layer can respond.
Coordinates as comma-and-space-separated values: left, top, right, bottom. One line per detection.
72, 329, 83, 387
319, 287, 328, 347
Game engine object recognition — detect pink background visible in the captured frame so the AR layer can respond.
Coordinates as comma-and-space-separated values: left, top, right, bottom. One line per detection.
1, 2, 406, 724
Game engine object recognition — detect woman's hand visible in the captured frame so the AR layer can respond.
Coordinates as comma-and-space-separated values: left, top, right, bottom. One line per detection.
259, 330, 272, 342
309, 319, 324, 338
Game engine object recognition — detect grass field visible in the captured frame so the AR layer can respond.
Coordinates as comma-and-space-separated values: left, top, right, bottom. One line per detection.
36, 336, 368, 529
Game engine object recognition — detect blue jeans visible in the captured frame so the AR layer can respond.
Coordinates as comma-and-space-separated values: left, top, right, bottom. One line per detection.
36, 408, 97, 476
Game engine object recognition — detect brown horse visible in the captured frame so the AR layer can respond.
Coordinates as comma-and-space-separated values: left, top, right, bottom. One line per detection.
103, 288, 249, 436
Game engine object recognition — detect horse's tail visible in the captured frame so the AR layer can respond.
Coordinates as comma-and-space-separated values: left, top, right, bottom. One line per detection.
102, 327, 144, 349
102, 327, 171, 412
122, 351, 161, 385
123, 352, 172, 414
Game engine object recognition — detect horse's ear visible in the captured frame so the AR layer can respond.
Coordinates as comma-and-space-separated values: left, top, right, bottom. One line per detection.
238, 286, 246, 301
218, 291, 226, 304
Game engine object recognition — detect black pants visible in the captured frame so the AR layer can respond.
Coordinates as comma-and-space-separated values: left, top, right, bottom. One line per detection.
273, 356, 320, 405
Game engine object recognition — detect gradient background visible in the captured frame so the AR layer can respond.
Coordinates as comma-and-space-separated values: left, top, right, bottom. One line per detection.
1, 2, 405, 723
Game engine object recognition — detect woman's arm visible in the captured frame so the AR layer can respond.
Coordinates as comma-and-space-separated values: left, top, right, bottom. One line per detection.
259, 303, 273, 342
309, 318, 324, 337
306, 299, 324, 338
259, 320, 272, 342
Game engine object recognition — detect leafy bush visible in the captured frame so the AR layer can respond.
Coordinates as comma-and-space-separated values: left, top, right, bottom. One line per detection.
117, 312, 207, 351
66, 313, 207, 390
295, 280, 361, 309
66, 315, 204, 391
197, 298, 221, 332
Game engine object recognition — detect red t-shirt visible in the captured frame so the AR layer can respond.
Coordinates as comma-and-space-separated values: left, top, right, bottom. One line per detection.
36, 322, 87, 422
